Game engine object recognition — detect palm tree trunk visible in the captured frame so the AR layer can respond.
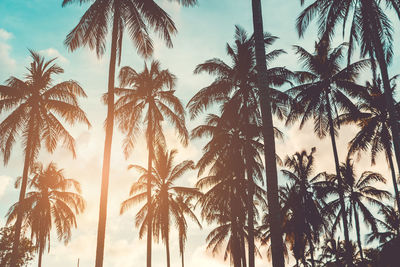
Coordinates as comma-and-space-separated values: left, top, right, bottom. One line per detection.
247, 171, 255, 267
165, 231, 171, 267
368, 0, 400, 209
388, 152, 400, 218
10, 122, 34, 267
325, 92, 353, 267
251, 0, 284, 266
147, 121, 154, 267
241, 232, 247, 267
353, 202, 364, 262
230, 187, 242, 267
306, 227, 315, 267
94, 6, 119, 267
181, 244, 184, 267
38, 245, 43, 267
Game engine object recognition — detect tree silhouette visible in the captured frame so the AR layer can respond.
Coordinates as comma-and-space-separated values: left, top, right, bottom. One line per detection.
120, 145, 201, 267
6, 162, 85, 267
286, 38, 369, 266
62, 0, 196, 265
321, 158, 390, 264
111, 60, 188, 266
0, 51, 90, 266
338, 76, 400, 218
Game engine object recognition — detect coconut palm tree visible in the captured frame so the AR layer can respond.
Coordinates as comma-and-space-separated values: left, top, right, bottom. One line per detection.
251, 0, 287, 264
62, 0, 196, 265
193, 112, 269, 266
367, 204, 400, 247
120, 145, 201, 267
188, 25, 291, 266
0, 51, 90, 266
297, 0, 400, 224
338, 76, 400, 217
280, 148, 327, 267
322, 158, 391, 264
175, 193, 201, 267
111, 60, 188, 266
286, 38, 369, 265
6, 162, 85, 267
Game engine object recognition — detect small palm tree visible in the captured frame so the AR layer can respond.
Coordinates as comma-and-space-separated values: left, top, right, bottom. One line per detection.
112, 60, 188, 265
62, 1, 196, 265
0, 51, 90, 266
322, 158, 391, 263
280, 148, 327, 267
6, 162, 85, 267
286, 38, 369, 264
120, 145, 201, 267
175, 193, 202, 267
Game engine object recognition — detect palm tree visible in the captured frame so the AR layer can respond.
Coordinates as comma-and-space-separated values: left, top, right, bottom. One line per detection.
62, 0, 196, 265
120, 145, 201, 267
0, 51, 90, 266
175, 193, 201, 267
338, 76, 400, 217
6, 162, 85, 267
322, 158, 391, 264
297, 0, 400, 223
193, 113, 269, 266
280, 148, 327, 267
286, 38, 369, 265
251, 0, 286, 264
188, 25, 291, 267
111, 60, 188, 266
367, 204, 400, 248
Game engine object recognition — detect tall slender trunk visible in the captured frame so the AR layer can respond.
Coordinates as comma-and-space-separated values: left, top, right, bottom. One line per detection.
247, 170, 255, 267
241, 232, 247, 267
306, 229, 315, 267
94, 5, 119, 267
147, 120, 154, 267
251, 0, 284, 266
353, 202, 364, 262
368, 0, 400, 207
230, 186, 242, 267
38, 245, 43, 267
387, 150, 400, 219
10, 119, 34, 267
181, 243, 184, 267
325, 92, 352, 267
165, 231, 171, 267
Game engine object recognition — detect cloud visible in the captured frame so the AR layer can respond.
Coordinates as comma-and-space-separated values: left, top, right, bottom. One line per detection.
39, 48, 69, 63
0, 29, 16, 78
0, 175, 11, 199
0, 29, 13, 40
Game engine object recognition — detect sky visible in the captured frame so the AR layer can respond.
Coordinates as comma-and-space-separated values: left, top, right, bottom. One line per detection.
0, 0, 400, 266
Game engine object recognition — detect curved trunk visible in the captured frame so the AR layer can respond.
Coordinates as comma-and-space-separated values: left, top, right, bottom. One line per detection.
353, 202, 364, 262
251, 0, 284, 266
94, 7, 118, 267
368, 0, 400, 215
325, 93, 353, 267
10, 118, 34, 267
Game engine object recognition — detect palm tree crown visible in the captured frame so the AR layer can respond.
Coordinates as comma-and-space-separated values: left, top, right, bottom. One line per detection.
6, 162, 85, 267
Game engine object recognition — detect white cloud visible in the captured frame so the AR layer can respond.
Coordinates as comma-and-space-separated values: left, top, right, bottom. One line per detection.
40, 48, 69, 63
0, 29, 16, 78
0, 29, 13, 40
0, 175, 11, 198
